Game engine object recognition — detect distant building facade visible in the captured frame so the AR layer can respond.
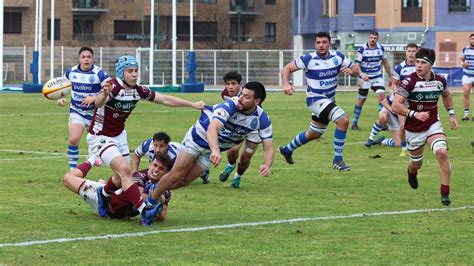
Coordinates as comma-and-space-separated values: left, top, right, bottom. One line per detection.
292, 0, 474, 67
3, 0, 292, 49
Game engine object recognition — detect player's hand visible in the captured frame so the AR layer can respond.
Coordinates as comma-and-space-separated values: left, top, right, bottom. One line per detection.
283, 84, 295, 95
192, 100, 206, 110
102, 81, 113, 95
56, 98, 67, 107
461, 62, 469, 68
341, 66, 352, 76
449, 116, 459, 130
361, 74, 369, 81
259, 164, 272, 177
414, 111, 430, 122
81, 96, 96, 107
209, 149, 221, 167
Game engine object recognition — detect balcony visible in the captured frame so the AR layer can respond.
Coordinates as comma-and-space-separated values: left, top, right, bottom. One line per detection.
72, 0, 108, 16
229, 0, 262, 15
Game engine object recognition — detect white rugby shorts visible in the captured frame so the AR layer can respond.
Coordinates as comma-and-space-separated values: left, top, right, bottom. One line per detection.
406, 121, 444, 151
181, 128, 211, 170
462, 75, 474, 85
86, 130, 129, 166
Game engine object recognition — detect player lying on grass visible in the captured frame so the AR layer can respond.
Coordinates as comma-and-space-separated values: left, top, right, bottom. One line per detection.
132, 131, 209, 184
142, 82, 274, 224
63, 153, 173, 222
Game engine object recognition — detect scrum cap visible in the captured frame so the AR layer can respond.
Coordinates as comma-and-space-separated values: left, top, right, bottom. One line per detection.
116, 55, 139, 80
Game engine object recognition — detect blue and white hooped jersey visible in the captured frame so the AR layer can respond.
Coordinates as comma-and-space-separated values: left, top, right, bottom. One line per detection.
134, 138, 181, 164
393, 60, 416, 81
355, 43, 387, 79
64, 64, 111, 120
294, 50, 352, 106
461, 46, 474, 77
190, 99, 272, 151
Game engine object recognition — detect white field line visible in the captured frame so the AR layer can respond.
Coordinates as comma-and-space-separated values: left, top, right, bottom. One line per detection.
0, 107, 310, 117
0, 136, 463, 161
0, 206, 472, 248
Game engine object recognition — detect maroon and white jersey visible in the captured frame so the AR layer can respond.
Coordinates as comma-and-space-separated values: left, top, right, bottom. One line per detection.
396, 72, 447, 132
88, 78, 156, 137
108, 168, 172, 219
221, 86, 242, 100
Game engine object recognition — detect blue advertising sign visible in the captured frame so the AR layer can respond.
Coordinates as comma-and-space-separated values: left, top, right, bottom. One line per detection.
432, 67, 463, 87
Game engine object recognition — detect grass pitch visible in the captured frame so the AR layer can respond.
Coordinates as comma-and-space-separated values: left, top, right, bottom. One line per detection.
0, 90, 473, 264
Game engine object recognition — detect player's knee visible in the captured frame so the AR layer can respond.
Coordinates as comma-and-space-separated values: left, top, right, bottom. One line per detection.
239, 152, 253, 163
431, 139, 448, 157
335, 114, 349, 127
69, 138, 80, 146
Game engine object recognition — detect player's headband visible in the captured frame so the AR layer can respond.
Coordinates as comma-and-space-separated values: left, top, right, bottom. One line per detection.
416, 56, 434, 65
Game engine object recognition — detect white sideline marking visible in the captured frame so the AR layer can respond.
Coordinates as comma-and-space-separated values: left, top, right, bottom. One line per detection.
0, 206, 472, 248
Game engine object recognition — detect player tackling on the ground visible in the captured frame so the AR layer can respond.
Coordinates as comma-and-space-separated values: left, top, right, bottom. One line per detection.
392, 48, 458, 206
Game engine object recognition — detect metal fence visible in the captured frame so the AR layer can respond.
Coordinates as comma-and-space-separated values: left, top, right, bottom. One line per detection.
2, 46, 462, 87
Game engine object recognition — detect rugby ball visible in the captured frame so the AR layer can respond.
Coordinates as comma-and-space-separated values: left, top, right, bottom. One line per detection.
42, 77, 72, 100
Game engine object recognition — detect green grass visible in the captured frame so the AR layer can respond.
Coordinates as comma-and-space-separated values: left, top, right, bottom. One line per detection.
0, 91, 473, 264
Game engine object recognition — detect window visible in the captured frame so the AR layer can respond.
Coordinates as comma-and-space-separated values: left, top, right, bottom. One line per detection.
449, 0, 471, 12
47, 19, 60, 41
73, 19, 94, 40
158, 0, 183, 2
265, 23, 276, 42
401, 0, 422, 22
114, 20, 150, 40
265, 0, 276, 4
354, 0, 375, 13
177, 16, 190, 41
197, 0, 216, 3
336, 0, 339, 15
230, 19, 246, 42
195, 22, 217, 41
4, 12, 22, 34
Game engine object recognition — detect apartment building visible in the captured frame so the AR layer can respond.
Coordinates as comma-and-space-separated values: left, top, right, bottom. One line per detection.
3, 0, 292, 49
292, 0, 473, 66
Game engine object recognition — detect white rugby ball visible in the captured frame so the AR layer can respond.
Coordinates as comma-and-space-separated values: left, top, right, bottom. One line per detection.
42, 77, 72, 100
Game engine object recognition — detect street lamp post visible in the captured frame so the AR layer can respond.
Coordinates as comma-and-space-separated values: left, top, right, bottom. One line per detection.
236, 5, 242, 72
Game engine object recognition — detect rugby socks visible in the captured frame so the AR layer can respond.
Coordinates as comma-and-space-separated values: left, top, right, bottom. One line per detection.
381, 138, 395, 147
68, 145, 79, 169
283, 131, 308, 153
76, 161, 92, 177
441, 184, 450, 196
368, 123, 382, 141
401, 141, 407, 150
464, 108, 469, 117
121, 184, 145, 212
352, 104, 363, 126
334, 128, 347, 162
103, 177, 120, 196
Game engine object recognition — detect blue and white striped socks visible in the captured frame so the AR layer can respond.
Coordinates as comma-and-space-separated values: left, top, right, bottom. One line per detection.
283, 131, 308, 153
68, 145, 79, 169
369, 123, 382, 141
334, 128, 347, 162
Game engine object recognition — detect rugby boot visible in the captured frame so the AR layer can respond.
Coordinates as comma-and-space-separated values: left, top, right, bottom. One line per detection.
351, 124, 362, 130
278, 146, 294, 164
200, 169, 210, 184
441, 194, 451, 206
230, 177, 241, 188
407, 170, 418, 189
141, 202, 163, 226
332, 160, 351, 171
219, 164, 236, 182
96, 186, 109, 218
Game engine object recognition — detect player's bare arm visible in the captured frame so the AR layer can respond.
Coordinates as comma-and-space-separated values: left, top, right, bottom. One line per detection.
393, 93, 429, 122
341, 64, 360, 77
81, 95, 97, 107
95, 82, 112, 107
281, 62, 298, 95
153, 93, 205, 110
382, 58, 395, 85
259, 139, 274, 177
441, 89, 459, 130
207, 119, 223, 167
